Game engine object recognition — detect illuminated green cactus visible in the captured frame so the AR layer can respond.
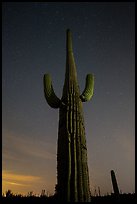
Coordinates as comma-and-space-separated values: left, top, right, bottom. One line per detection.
43, 29, 94, 202
43, 74, 61, 108
80, 74, 94, 102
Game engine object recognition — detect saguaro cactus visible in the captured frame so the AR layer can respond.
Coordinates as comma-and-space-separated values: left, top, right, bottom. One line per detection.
111, 170, 120, 195
43, 29, 94, 202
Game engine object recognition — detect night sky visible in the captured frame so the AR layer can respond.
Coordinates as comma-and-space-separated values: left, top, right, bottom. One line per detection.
2, 2, 135, 196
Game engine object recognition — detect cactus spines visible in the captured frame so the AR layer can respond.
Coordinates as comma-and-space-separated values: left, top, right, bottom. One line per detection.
43, 29, 94, 202
80, 74, 94, 102
43, 74, 61, 108
111, 170, 120, 195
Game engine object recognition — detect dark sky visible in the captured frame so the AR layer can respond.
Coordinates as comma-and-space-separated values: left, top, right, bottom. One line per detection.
2, 2, 135, 195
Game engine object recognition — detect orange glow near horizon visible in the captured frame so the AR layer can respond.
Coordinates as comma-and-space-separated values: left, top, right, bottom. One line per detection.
2, 170, 43, 195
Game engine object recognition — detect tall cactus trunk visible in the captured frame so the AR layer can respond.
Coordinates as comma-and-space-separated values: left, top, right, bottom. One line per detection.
43, 29, 94, 202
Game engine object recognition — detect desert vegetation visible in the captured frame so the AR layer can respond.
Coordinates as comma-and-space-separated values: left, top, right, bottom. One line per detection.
2, 189, 135, 204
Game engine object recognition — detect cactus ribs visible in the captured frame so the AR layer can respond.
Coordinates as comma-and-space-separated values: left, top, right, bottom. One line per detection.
43, 29, 94, 202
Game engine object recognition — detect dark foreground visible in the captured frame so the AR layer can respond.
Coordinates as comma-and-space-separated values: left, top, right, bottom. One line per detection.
2, 193, 136, 204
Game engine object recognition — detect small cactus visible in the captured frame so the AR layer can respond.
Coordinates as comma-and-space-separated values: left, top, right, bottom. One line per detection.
111, 170, 120, 195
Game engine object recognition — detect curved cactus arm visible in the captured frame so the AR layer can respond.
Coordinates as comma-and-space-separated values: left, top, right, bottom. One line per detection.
80, 74, 94, 102
43, 74, 61, 108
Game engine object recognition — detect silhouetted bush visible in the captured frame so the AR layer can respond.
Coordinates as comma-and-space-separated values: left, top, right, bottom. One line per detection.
2, 192, 135, 204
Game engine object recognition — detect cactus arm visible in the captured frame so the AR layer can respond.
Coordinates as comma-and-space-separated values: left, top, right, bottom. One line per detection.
43, 74, 61, 108
80, 74, 94, 102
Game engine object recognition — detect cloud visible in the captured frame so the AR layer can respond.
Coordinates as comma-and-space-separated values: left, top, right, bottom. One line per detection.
2, 129, 56, 162
3, 170, 41, 183
4, 181, 29, 187
2, 130, 57, 195
2, 170, 43, 194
